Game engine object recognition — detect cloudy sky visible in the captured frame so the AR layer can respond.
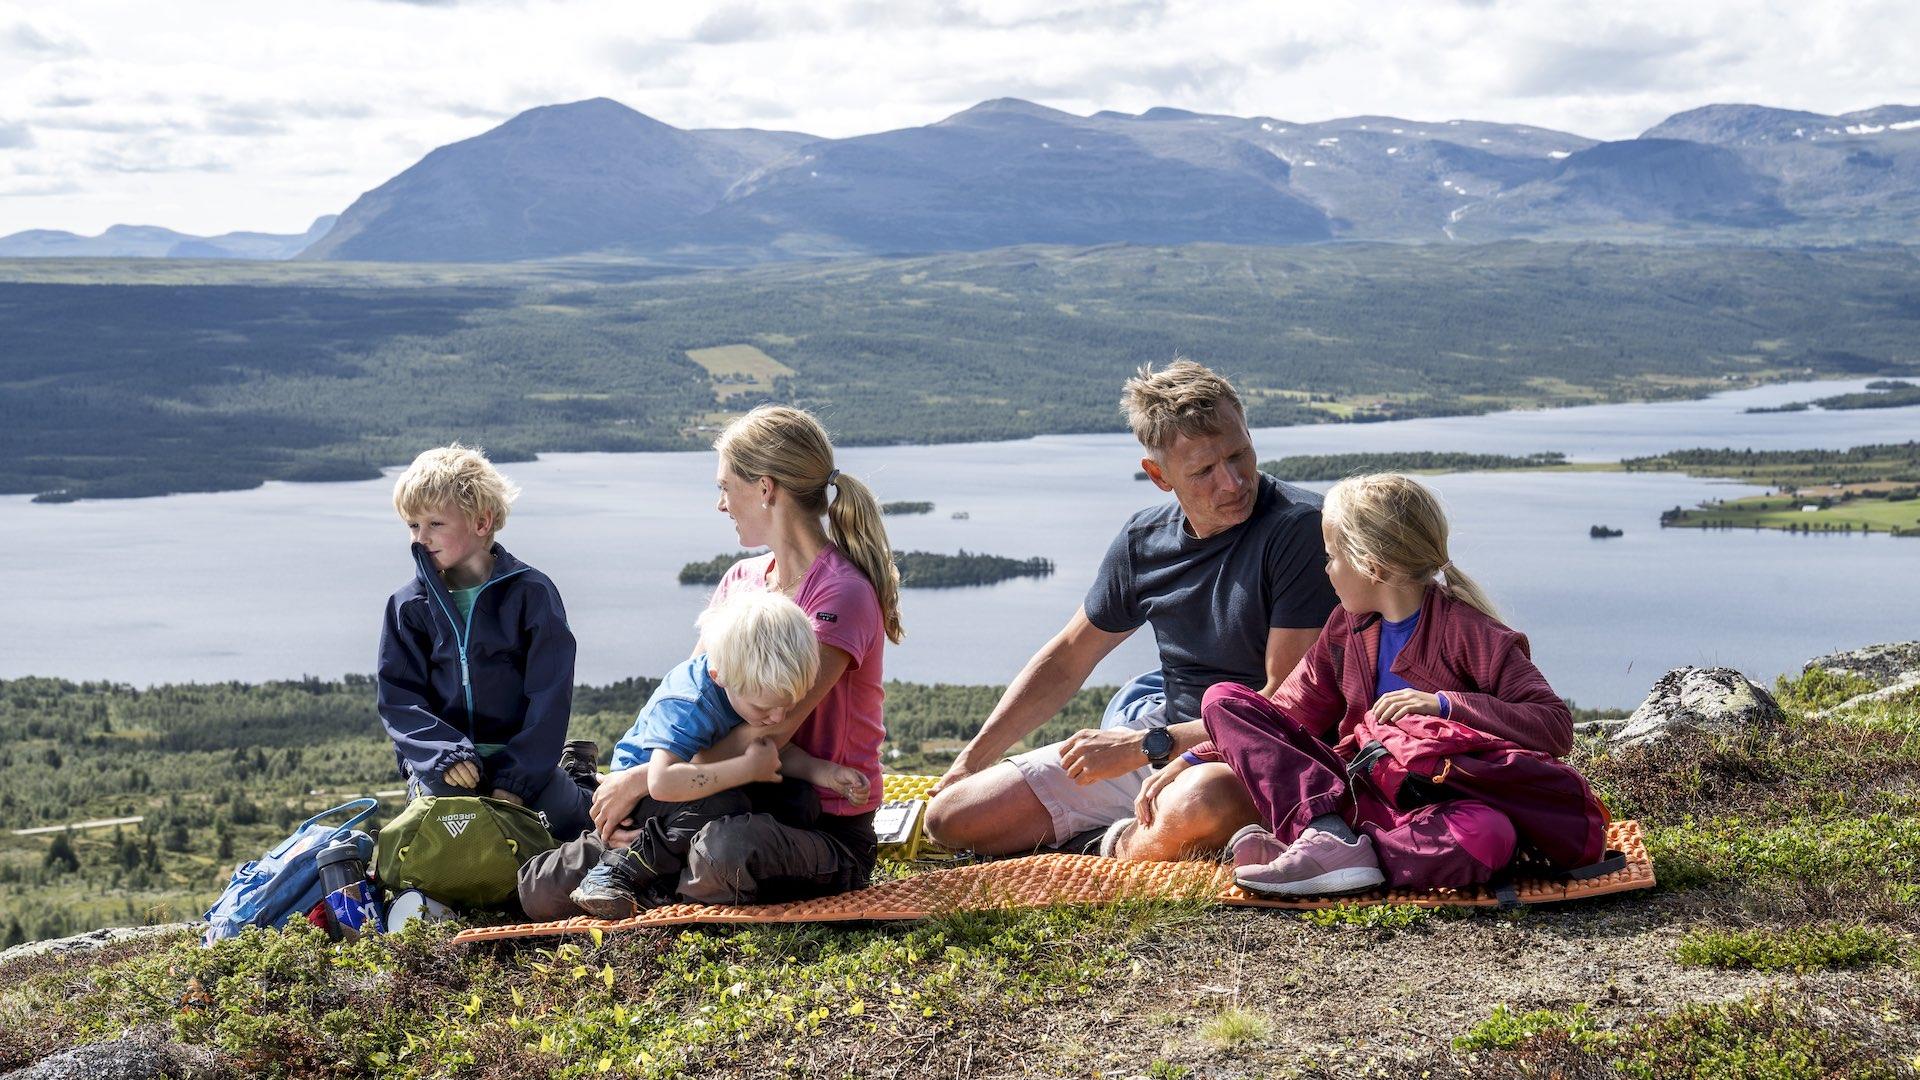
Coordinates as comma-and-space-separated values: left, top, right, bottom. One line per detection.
2, 0, 1916, 237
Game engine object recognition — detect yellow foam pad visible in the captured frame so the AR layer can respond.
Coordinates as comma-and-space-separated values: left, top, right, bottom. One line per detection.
452, 820, 1653, 943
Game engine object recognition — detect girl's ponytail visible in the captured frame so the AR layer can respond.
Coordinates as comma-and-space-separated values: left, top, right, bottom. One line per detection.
1436, 562, 1501, 622
825, 472, 905, 645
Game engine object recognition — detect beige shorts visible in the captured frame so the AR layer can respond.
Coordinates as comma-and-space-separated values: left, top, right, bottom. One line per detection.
1008, 741, 1154, 847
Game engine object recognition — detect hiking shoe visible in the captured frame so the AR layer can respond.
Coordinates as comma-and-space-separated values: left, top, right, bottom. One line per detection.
1228, 822, 1288, 869
1234, 828, 1385, 897
1097, 816, 1136, 859
569, 852, 648, 920
560, 739, 601, 792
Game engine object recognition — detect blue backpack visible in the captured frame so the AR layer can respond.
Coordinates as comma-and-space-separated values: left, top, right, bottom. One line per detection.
202, 798, 378, 944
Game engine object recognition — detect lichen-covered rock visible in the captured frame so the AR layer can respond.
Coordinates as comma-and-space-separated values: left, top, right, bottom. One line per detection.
1607, 666, 1785, 747
1, 1027, 224, 1080
1804, 641, 1920, 689
0, 924, 193, 968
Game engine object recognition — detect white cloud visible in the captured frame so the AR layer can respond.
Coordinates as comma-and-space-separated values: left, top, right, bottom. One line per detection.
0, 0, 1915, 235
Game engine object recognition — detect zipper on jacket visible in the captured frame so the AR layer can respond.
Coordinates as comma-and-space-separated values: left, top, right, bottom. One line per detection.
415, 547, 529, 725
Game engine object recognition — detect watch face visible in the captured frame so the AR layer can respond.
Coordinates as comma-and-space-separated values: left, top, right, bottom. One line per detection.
1144, 728, 1174, 757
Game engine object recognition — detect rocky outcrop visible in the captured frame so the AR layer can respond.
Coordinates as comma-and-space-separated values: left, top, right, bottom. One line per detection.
0, 1027, 225, 1080
1596, 666, 1785, 746
0, 924, 192, 968
1804, 641, 1920, 716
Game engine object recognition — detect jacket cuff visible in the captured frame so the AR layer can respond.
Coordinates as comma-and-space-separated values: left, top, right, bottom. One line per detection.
435, 745, 478, 778
1435, 692, 1451, 719
493, 768, 549, 804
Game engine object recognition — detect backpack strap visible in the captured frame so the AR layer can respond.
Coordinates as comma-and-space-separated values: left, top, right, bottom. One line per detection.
1565, 850, 1628, 881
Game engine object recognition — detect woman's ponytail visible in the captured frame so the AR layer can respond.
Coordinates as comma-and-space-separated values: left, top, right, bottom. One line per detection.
715, 405, 905, 644
825, 472, 905, 645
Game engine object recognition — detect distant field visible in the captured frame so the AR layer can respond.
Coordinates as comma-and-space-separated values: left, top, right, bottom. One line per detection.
4, 242, 1918, 500
685, 343, 797, 402
1666, 494, 1920, 534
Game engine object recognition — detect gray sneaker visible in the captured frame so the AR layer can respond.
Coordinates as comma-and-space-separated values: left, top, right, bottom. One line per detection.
559, 739, 601, 792
1234, 828, 1384, 897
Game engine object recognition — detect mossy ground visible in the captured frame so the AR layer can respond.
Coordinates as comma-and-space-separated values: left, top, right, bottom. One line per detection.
5, 671, 1919, 1078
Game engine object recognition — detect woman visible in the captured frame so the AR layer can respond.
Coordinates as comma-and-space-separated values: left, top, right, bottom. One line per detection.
519, 405, 902, 917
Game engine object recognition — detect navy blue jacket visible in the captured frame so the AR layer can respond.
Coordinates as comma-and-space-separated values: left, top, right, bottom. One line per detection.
376, 542, 576, 803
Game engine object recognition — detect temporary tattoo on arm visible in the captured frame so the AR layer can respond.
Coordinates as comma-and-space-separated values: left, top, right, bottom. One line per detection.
690, 771, 713, 789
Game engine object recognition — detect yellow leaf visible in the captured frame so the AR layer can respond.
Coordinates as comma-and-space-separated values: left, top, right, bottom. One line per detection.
510, 987, 524, 1008
848, 999, 865, 1016
598, 1055, 612, 1072
601, 964, 615, 990
590, 927, 604, 948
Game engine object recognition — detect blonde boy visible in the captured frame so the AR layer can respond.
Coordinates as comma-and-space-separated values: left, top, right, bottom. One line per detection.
376, 444, 592, 840
563, 591, 867, 920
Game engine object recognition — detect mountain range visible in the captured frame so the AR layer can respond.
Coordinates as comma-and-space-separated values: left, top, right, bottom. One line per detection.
0, 215, 337, 260
6, 98, 1917, 263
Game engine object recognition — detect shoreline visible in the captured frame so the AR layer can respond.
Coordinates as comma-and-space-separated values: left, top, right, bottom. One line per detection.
7, 371, 1877, 506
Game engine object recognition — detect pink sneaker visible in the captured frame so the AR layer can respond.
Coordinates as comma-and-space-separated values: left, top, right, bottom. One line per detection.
1234, 828, 1385, 897
1228, 823, 1288, 869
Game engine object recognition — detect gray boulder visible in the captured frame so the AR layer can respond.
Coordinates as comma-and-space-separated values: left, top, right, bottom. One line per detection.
1, 1028, 225, 1080
1804, 641, 1920, 689
1804, 641, 1920, 716
0, 924, 193, 968
1605, 666, 1785, 746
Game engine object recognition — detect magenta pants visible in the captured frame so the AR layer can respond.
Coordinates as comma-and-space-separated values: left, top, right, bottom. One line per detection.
1201, 682, 1517, 890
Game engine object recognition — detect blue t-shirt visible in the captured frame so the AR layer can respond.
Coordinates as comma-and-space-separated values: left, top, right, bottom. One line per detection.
1084, 472, 1338, 726
1374, 608, 1451, 717
1375, 611, 1420, 697
609, 655, 743, 770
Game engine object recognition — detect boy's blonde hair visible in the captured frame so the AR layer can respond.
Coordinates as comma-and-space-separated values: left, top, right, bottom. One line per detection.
392, 444, 520, 535
1121, 358, 1245, 456
697, 591, 821, 705
1323, 473, 1502, 622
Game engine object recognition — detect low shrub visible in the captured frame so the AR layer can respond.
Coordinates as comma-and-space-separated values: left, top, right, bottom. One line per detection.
1676, 924, 1903, 972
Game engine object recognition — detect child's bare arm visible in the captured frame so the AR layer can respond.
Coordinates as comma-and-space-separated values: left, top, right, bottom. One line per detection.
779, 745, 872, 807
777, 744, 834, 786
646, 739, 781, 802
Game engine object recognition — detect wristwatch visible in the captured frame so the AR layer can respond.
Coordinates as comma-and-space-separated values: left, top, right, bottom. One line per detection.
1142, 727, 1176, 770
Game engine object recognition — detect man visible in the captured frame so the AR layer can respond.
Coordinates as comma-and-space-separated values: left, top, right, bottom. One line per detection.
924, 359, 1339, 859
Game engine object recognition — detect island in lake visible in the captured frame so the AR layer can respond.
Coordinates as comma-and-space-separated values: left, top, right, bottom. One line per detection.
1745, 381, 1920, 414
680, 550, 1054, 587
882, 501, 933, 515
1260, 451, 1568, 481
1637, 443, 1920, 536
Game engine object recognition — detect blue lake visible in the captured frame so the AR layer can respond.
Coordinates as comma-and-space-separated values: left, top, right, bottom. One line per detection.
2, 378, 1916, 709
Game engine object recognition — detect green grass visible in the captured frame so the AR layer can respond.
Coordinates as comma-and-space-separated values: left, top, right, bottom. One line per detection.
1675, 925, 1903, 972
1200, 1005, 1272, 1050
2, 900, 1204, 1078
1454, 1003, 1607, 1052
1665, 493, 1920, 534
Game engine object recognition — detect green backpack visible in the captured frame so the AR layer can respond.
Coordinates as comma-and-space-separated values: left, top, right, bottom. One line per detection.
374, 796, 557, 909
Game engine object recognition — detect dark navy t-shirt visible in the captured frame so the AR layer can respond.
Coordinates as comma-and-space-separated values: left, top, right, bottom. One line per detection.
1084, 472, 1339, 726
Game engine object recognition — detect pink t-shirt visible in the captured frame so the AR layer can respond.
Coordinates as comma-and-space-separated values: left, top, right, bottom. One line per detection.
710, 543, 886, 815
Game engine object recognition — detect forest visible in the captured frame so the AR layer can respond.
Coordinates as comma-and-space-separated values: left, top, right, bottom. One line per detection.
679, 550, 1054, 588
1259, 451, 1567, 481
5, 242, 1917, 500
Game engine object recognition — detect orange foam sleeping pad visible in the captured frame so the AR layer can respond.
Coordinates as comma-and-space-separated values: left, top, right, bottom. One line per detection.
451, 820, 1653, 943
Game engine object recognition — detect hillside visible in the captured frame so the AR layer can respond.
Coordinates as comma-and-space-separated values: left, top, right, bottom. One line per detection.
3, 652, 1918, 1077
3, 241, 1917, 501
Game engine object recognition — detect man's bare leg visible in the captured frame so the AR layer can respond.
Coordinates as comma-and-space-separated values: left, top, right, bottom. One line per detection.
923, 762, 1054, 855
1114, 763, 1257, 861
